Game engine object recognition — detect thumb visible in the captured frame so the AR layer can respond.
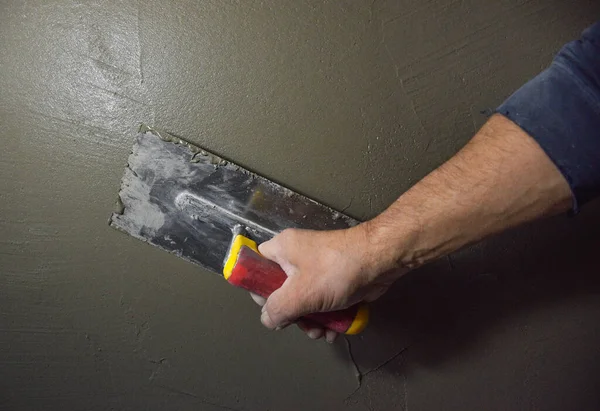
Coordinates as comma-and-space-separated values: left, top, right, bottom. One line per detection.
261, 275, 320, 329
258, 237, 284, 266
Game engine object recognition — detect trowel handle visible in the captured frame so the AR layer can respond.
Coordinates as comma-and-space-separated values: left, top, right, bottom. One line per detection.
224, 243, 368, 335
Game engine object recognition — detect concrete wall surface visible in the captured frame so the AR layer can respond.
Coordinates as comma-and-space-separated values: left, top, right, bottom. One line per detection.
2, 0, 600, 409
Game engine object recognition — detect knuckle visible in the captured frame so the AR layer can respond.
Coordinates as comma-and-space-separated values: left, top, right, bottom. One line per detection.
274, 283, 314, 320
279, 228, 297, 242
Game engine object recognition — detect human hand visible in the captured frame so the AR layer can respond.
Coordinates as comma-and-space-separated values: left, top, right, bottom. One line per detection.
250, 224, 406, 343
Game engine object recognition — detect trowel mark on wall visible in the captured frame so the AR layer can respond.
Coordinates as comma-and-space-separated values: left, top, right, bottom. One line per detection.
369, 4, 430, 148
25, 0, 155, 148
373, 0, 566, 160
136, 0, 145, 85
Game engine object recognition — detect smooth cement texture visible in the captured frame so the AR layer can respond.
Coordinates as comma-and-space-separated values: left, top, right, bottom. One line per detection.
2, 1, 600, 409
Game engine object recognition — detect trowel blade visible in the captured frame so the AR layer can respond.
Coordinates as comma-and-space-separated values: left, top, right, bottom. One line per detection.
109, 125, 359, 274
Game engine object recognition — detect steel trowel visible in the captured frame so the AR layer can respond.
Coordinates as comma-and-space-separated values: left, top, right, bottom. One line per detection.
109, 125, 368, 334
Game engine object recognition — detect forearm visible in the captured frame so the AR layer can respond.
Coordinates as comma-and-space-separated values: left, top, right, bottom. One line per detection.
364, 114, 572, 272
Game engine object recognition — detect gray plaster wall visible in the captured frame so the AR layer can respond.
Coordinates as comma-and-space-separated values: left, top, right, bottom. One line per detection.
2, 1, 600, 409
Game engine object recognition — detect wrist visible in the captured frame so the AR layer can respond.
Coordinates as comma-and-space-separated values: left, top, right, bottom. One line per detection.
351, 212, 421, 279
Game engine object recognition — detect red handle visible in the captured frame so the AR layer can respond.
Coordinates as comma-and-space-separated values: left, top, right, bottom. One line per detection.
227, 246, 367, 334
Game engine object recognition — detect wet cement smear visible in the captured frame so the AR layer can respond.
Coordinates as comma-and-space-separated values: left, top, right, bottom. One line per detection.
118, 166, 166, 235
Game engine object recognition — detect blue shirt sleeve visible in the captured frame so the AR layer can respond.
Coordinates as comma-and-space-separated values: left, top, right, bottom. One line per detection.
497, 22, 600, 212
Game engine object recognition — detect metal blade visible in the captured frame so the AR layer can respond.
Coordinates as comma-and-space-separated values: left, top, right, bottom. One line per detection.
109, 125, 358, 275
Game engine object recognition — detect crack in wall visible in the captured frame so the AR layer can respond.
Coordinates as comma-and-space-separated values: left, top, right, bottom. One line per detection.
341, 196, 354, 213
148, 357, 167, 382
345, 336, 363, 389
362, 346, 410, 376
344, 337, 411, 403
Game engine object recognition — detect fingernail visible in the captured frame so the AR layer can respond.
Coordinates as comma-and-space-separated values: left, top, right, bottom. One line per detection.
307, 329, 320, 339
274, 321, 291, 331
325, 331, 338, 344
260, 310, 273, 329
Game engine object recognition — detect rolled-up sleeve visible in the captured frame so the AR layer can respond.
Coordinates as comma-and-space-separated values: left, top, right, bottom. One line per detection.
497, 22, 600, 212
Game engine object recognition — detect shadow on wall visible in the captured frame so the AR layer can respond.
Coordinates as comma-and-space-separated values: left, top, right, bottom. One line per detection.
334, 199, 600, 377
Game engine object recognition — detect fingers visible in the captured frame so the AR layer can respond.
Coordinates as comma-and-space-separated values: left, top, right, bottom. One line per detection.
256, 229, 341, 341
254, 292, 339, 341
325, 329, 338, 344
260, 231, 321, 329
258, 235, 284, 266
258, 229, 301, 275
298, 321, 324, 340
297, 320, 338, 343
261, 275, 311, 329
250, 292, 266, 306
